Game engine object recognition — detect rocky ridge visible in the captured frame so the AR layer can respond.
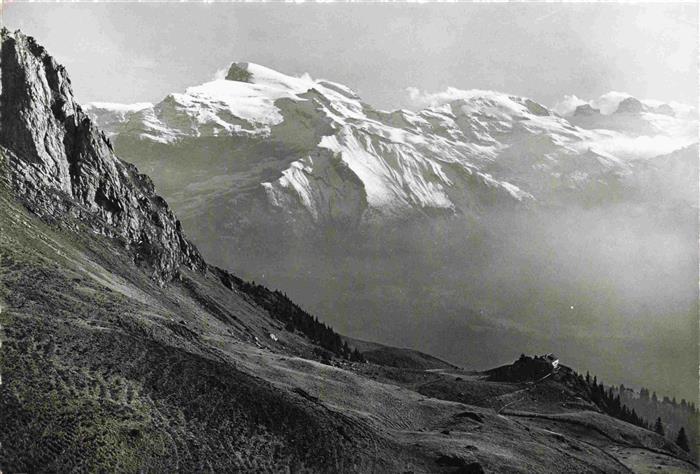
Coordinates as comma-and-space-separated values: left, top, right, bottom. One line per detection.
0, 29, 204, 284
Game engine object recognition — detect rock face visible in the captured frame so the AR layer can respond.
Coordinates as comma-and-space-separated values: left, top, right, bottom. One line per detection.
614, 96, 645, 114
573, 103, 600, 116
653, 103, 676, 117
0, 29, 204, 283
225, 62, 253, 82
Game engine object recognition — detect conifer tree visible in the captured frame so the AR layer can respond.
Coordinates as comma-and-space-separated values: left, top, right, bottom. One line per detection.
675, 427, 689, 452
654, 417, 665, 436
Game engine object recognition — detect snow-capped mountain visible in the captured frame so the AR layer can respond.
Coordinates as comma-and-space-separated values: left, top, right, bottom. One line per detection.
81, 61, 698, 414
86, 62, 697, 238
88, 63, 536, 226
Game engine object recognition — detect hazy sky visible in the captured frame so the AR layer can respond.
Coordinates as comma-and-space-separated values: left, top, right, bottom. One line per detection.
4, 3, 698, 110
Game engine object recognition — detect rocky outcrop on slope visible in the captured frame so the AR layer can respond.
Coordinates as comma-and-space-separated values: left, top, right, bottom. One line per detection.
0, 29, 204, 284
225, 61, 253, 82
573, 103, 601, 117
614, 96, 645, 115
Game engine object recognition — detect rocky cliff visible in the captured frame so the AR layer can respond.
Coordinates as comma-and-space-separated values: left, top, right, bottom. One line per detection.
0, 29, 204, 284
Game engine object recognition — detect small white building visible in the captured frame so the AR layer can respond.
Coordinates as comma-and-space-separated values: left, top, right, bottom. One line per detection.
545, 353, 559, 369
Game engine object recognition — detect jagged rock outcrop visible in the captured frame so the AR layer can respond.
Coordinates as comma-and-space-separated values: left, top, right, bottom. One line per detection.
0, 29, 204, 283
225, 62, 253, 82
573, 103, 600, 116
653, 103, 675, 116
615, 96, 645, 114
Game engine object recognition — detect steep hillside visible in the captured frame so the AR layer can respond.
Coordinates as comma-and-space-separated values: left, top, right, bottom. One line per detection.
85, 64, 698, 404
630, 144, 699, 206
2, 182, 696, 472
0, 166, 392, 472
0, 29, 392, 471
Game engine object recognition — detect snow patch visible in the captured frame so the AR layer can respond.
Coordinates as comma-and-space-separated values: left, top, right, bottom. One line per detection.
578, 134, 697, 160
85, 102, 153, 113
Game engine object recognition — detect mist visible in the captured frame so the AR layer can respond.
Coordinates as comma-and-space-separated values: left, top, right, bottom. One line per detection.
206, 199, 697, 402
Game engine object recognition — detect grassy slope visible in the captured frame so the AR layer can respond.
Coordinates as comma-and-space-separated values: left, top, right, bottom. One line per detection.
344, 336, 459, 370
0, 167, 407, 472
0, 156, 696, 472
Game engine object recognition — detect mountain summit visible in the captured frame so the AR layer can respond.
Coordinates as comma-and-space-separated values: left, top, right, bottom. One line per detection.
225, 62, 254, 82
